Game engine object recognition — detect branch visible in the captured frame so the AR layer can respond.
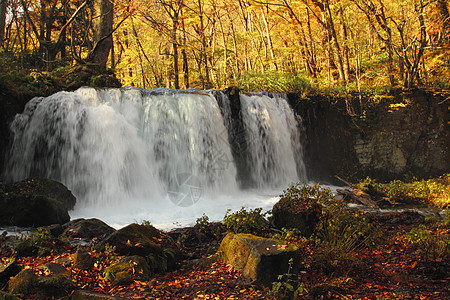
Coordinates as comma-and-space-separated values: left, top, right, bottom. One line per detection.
55, 0, 88, 47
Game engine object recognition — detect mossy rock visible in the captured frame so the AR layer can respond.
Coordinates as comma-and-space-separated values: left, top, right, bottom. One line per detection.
96, 223, 181, 273
272, 202, 321, 237
0, 177, 75, 227
218, 233, 300, 287
103, 255, 151, 286
0, 193, 69, 227
5, 177, 76, 210
63, 218, 116, 240
8, 268, 73, 298
96, 223, 162, 257
8, 269, 38, 295
0, 291, 22, 300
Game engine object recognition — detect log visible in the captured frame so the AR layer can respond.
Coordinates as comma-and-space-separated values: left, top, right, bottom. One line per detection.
336, 188, 379, 209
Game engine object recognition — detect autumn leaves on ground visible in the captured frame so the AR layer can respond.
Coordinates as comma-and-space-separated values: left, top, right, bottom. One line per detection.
1, 176, 449, 299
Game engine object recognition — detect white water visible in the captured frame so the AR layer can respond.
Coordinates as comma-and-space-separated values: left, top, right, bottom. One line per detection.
6, 87, 307, 230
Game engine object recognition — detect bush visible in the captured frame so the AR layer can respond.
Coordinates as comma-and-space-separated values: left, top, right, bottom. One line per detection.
357, 174, 450, 207
271, 183, 333, 236
222, 207, 269, 234
406, 225, 450, 262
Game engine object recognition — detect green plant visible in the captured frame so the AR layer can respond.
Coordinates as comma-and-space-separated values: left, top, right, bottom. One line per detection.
357, 174, 450, 207
271, 258, 308, 299
222, 207, 269, 234
195, 214, 210, 227
140, 220, 152, 226
406, 225, 450, 262
146, 248, 177, 273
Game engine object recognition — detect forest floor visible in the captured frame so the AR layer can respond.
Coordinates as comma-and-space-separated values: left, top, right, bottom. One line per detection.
8, 209, 449, 300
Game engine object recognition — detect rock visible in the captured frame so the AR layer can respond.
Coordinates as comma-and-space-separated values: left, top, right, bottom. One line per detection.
272, 201, 321, 237
0, 193, 70, 227
36, 275, 74, 298
0, 260, 21, 286
5, 177, 76, 210
218, 233, 299, 287
73, 249, 96, 270
103, 255, 151, 286
96, 223, 180, 273
0, 291, 22, 300
70, 290, 127, 300
46, 224, 64, 237
38, 262, 71, 278
8, 269, 38, 294
63, 218, 116, 241
8, 266, 74, 298
97, 223, 158, 256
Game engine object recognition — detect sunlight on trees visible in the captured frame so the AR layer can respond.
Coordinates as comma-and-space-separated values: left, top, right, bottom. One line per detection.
0, 0, 448, 90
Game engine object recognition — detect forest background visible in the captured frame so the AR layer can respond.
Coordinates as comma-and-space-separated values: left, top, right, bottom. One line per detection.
0, 0, 449, 94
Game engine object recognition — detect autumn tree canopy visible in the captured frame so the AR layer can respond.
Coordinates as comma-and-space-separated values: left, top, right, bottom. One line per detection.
0, 0, 448, 90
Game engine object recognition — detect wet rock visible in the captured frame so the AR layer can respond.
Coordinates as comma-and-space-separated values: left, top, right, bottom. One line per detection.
8, 267, 74, 298
0, 193, 70, 227
73, 249, 96, 270
104, 255, 151, 286
63, 218, 115, 242
272, 201, 321, 237
0, 178, 77, 227
218, 233, 299, 287
0, 260, 21, 286
8, 269, 38, 294
5, 177, 76, 210
38, 262, 71, 278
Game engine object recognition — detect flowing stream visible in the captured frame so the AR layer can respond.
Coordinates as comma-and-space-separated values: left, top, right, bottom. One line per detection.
5, 87, 307, 229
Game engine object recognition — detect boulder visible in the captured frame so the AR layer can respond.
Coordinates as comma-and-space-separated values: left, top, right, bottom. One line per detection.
0, 177, 76, 227
38, 262, 71, 279
5, 177, 76, 210
8, 267, 74, 298
73, 249, 96, 270
103, 255, 151, 286
8, 269, 38, 295
218, 233, 299, 287
0, 260, 21, 286
96, 223, 180, 273
272, 200, 322, 237
63, 218, 116, 240
96, 223, 162, 257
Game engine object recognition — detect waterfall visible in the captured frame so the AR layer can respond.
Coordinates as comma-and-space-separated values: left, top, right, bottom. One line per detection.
5, 87, 306, 225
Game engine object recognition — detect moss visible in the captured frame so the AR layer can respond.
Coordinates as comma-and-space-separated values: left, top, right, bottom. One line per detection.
8, 269, 38, 295
104, 255, 151, 285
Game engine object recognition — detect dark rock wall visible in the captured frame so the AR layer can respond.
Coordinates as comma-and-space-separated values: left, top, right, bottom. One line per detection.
293, 89, 450, 184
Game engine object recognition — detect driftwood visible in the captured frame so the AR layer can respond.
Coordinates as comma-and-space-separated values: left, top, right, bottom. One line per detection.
335, 176, 379, 208
336, 189, 379, 208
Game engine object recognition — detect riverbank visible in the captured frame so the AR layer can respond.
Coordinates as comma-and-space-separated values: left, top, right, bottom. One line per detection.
1, 179, 448, 299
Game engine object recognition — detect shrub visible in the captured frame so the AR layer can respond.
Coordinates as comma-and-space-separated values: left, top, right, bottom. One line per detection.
271, 183, 334, 236
222, 207, 269, 234
406, 225, 450, 262
357, 174, 450, 207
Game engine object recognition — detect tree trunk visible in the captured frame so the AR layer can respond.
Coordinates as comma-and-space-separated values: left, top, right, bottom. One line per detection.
89, 0, 113, 70
172, 15, 179, 89
437, 0, 450, 44
0, 0, 7, 47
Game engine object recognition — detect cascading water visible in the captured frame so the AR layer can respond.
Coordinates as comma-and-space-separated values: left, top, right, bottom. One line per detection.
5, 87, 307, 229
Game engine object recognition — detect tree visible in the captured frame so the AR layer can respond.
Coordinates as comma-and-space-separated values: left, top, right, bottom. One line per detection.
87, 0, 114, 69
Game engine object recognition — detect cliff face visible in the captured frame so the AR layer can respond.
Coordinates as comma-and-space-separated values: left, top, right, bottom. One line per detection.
293, 89, 450, 184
